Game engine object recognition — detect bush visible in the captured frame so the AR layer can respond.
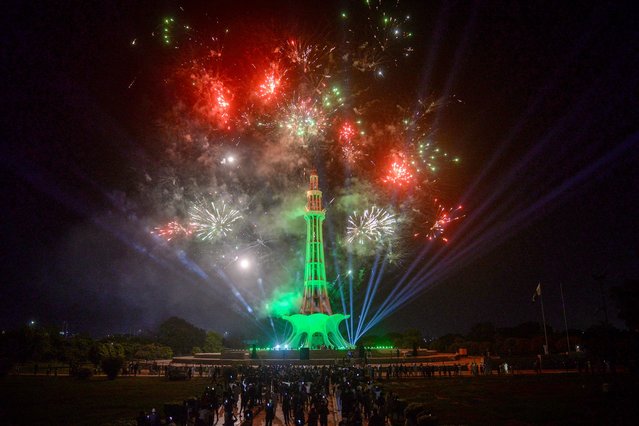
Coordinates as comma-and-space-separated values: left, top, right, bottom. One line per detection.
0, 357, 15, 377
76, 367, 93, 380
166, 367, 187, 381
101, 357, 124, 380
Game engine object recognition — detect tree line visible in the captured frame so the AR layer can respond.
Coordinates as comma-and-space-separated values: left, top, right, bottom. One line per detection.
0, 316, 224, 378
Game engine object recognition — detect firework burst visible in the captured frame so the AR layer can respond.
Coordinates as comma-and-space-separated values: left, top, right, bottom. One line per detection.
256, 63, 285, 102
347, 206, 396, 245
280, 97, 328, 146
416, 202, 464, 243
190, 72, 233, 129
382, 158, 414, 188
131, 1, 466, 330
152, 220, 192, 241
338, 121, 363, 163
285, 39, 334, 74
189, 200, 243, 241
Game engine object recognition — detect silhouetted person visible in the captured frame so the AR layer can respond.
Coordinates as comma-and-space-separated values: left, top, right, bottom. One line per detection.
318, 401, 329, 426
265, 399, 275, 426
307, 406, 318, 426
283, 393, 292, 426
368, 408, 384, 426
295, 405, 305, 426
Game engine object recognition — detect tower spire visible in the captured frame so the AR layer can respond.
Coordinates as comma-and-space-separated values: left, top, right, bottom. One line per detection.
301, 169, 332, 314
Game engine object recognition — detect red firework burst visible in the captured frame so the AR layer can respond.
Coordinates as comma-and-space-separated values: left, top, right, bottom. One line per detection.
256, 63, 285, 101
152, 221, 193, 241
382, 158, 414, 187
191, 73, 233, 129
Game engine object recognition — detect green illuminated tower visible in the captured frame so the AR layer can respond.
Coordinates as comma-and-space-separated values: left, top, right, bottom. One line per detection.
301, 170, 332, 314
282, 169, 350, 349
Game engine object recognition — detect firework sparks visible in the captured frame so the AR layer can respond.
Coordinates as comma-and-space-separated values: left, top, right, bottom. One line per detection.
160, 17, 175, 45
190, 72, 233, 129
339, 122, 357, 142
285, 39, 334, 73
382, 159, 414, 187
280, 97, 328, 146
132, 1, 466, 332
416, 202, 465, 242
338, 121, 363, 163
347, 206, 396, 245
320, 85, 346, 111
189, 200, 243, 241
257, 63, 285, 101
412, 140, 461, 175
152, 221, 193, 241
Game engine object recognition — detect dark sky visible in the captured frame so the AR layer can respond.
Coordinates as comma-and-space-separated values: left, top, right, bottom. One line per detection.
2, 0, 638, 339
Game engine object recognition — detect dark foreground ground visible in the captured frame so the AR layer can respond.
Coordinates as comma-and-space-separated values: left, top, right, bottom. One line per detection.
0, 373, 637, 425
385, 373, 638, 425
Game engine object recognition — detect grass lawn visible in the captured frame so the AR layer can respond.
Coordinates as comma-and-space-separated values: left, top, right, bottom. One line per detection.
0, 375, 211, 425
385, 373, 638, 425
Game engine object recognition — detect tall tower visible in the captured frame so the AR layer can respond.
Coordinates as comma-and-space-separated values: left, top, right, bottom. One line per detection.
281, 170, 350, 349
301, 169, 333, 314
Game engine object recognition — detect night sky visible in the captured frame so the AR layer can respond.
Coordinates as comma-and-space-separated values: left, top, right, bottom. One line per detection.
3, 0, 638, 339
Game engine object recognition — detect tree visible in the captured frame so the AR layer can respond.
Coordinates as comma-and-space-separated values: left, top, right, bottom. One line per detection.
222, 331, 247, 349
428, 334, 462, 352
467, 322, 496, 343
611, 279, 639, 332
88, 343, 103, 368
400, 329, 423, 349
99, 342, 125, 359
134, 343, 173, 360
499, 322, 543, 339
101, 357, 124, 380
157, 317, 206, 355
203, 331, 224, 352
98, 342, 125, 380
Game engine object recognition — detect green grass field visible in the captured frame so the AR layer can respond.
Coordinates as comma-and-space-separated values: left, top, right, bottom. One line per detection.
0, 373, 636, 425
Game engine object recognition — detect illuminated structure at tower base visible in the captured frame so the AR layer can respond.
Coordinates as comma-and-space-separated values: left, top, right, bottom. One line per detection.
282, 170, 351, 349
282, 313, 350, 349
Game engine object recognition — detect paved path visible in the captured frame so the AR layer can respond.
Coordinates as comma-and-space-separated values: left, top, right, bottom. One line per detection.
231, 392, 342, 426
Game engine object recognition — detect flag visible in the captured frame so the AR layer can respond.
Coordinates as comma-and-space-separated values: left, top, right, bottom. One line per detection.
532, 283, 542, 302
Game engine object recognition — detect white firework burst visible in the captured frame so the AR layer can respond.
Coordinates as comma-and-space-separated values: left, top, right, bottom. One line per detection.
189, 200, 242, 241
347, 206, 396, 245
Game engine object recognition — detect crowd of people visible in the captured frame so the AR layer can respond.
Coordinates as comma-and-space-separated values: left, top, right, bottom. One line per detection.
137, 358, 552, 425
137, 364, 407, 426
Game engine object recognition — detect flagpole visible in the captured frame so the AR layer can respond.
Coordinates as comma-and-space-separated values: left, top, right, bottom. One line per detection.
560, 282, 570, 352
539, 284, 549, 355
